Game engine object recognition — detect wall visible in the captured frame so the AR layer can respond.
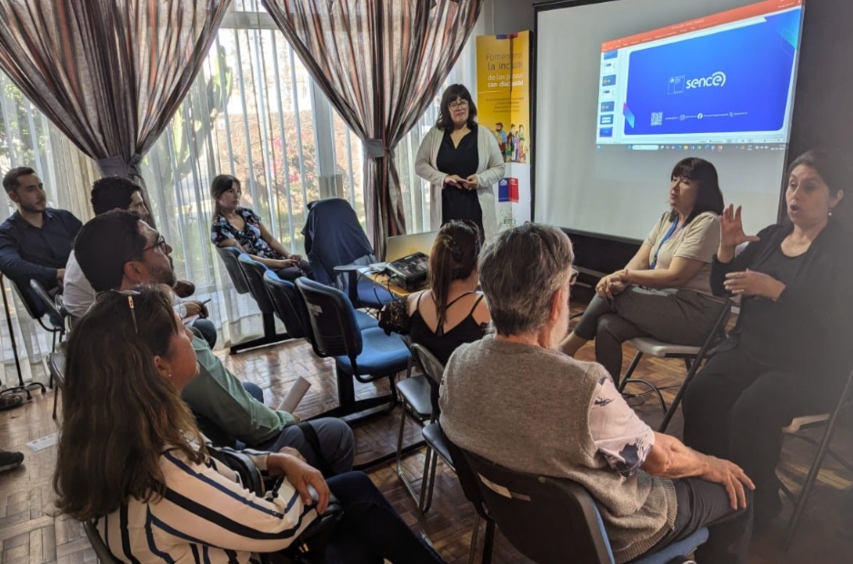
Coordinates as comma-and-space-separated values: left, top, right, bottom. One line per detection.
491, 0, 535, 34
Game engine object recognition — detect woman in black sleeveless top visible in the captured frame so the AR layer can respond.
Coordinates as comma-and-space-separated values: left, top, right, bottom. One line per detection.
406, 220, 490, 365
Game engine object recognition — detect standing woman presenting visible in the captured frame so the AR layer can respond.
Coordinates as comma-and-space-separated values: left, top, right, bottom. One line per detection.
416, 84, 505, 242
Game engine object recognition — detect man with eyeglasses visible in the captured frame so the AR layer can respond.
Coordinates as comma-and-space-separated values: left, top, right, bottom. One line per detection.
62, 177, 214, 348
74, 210, 355, 477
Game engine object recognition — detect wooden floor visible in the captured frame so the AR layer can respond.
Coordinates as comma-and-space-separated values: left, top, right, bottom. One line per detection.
1, 304, 852, 563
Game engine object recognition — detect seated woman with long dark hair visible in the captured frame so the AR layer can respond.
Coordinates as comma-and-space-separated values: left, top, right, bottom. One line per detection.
682, 149, 852, 531
561, 157, 726, 383
406, 220, 490, 366
210, 174, 311, 281
53, 285, 443, 563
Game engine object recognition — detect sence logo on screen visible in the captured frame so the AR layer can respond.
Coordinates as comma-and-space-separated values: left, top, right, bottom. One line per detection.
685, 71, 727, 90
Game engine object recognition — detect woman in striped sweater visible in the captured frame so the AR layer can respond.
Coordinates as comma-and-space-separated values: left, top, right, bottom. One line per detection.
53, 285, 443, 563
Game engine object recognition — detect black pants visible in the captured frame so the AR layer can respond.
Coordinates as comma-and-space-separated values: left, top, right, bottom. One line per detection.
682, 345, 840, 521
573, 288, 724, 383
276, 258, 313, 282
650, 478, 752, 564
322, 471, 444, 563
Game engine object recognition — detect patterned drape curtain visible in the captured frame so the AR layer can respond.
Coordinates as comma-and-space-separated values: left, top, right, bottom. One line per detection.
260, 0, 483, 257
0, 0, 231, 185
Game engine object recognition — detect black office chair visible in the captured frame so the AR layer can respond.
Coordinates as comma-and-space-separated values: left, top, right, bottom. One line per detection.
47, 348, 65, 420
214, 246, 283, 354
462, 449, 709, 564
29, 279, 67, 351
219, 253, 289, 353
296, 277, 408, 427
302, 198, 393, 309
0, 274, 47, 401
263, 270, 378, 358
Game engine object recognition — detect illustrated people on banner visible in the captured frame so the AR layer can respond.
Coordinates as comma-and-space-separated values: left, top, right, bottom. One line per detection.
510, 124, 519, 162
494, 122, 507, 156
517, 125, 526, 163
505, 125, 515, 163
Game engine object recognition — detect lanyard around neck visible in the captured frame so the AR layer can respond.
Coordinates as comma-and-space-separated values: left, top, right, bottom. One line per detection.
650, 219, 680, 269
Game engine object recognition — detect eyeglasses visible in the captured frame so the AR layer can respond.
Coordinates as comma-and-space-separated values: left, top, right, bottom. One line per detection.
142, 235, 168, 254
569, 268, 579, 286
449, 100, 469, 110
112, 289, 141, 334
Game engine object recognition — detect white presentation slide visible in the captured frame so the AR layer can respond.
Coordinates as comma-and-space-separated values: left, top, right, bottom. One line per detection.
536, 0, 804, 240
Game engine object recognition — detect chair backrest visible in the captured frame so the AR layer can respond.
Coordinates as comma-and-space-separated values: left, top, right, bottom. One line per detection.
295, 277, 363, 358
29, 279, 65, 329
263, 270, 311, 340
215, 246, 251, 294
48, 349, 65, 387
410, 343, 445, 415
237, 253, 275, 314
462, 448, 616, 564
302, 198, 375, 286
83, 520, 120, 563
1, 273, 44, 319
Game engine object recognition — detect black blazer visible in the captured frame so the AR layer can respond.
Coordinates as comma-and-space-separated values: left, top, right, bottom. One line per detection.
710, 220, 853, 382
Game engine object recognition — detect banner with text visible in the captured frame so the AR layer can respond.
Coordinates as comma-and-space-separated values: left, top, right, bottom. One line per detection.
477, 31, 532, 231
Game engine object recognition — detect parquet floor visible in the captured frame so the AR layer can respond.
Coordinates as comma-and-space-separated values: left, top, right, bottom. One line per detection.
1, 304, 851, 563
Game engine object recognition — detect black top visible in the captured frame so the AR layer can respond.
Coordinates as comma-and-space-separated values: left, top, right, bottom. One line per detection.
409, 291, 488, 366
710, 220, 853, 381
437, 125, 482, 231
0, 208, 82, 291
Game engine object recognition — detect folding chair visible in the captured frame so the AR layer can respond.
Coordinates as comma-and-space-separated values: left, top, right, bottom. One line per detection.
394, 343, 436, 505
778, 362, 853, 550
618, 300, 733, 432
462, 449, 709, 564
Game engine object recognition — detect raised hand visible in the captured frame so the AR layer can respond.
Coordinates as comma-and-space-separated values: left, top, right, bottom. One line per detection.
720, 204, 760, 250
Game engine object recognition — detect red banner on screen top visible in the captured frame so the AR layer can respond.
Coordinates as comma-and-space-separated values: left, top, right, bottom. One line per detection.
601, 0, 802, 52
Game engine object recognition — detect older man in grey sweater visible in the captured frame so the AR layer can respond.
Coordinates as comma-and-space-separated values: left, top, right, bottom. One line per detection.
440, 223, 754, 564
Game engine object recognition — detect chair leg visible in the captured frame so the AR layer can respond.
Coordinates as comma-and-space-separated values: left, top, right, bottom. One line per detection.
52, 386, 59, 420
618, 351, 643, 392
395, 402, 420, 503
418, 445, 438, 515
423, 447, 439, 513
467, 512, 481, 564
659, 354, 704, 432
482, 518, 495, 564
782, 393, 852, 550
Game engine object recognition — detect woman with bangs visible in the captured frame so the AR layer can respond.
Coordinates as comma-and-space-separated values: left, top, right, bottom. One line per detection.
561, 157, 727, 384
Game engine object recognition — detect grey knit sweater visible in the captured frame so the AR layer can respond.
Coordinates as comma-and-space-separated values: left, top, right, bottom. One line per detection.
440, 336, 677, 563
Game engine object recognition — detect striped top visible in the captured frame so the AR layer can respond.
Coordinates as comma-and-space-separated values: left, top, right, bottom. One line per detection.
96, 447, 317, 563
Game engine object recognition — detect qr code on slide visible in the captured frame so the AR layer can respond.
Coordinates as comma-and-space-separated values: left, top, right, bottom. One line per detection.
650, 112, 663, 126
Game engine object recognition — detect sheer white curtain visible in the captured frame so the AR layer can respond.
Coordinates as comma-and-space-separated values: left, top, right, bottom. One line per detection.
0, 73, 98, 387
0, 1, 483, 379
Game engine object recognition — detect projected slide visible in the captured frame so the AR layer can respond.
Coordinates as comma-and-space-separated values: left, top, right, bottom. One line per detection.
595, 0, 803, 147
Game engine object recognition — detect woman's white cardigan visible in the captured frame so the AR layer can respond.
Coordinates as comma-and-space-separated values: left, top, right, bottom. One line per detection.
414, 125, 506, 242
